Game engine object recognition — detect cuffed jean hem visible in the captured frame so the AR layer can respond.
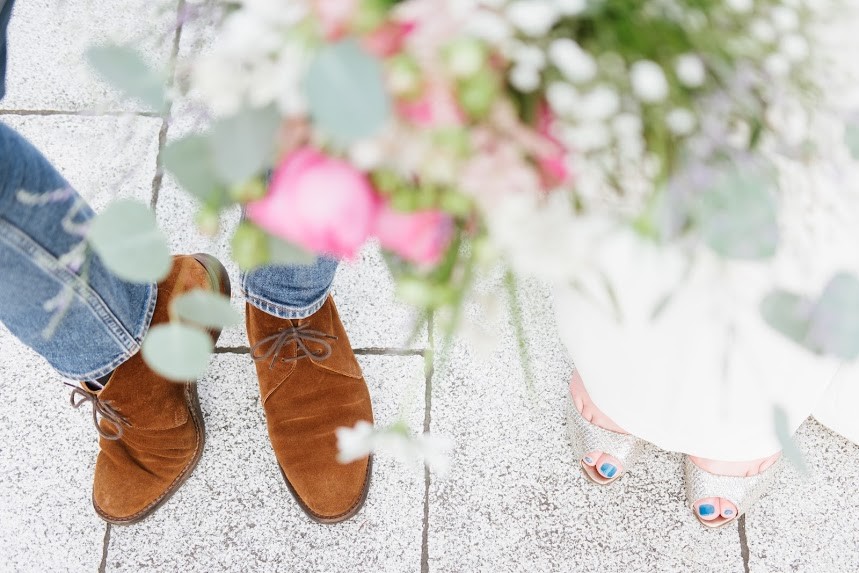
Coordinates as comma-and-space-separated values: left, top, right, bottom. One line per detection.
242, 285, 332, 320
56, 282, 158, 382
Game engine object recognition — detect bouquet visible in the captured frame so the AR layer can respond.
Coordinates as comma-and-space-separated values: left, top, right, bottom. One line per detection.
84, 0, 859, 470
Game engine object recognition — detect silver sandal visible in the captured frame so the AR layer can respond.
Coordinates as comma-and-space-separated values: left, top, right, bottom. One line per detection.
566, 392, 645, 484
684, 456, 782, 528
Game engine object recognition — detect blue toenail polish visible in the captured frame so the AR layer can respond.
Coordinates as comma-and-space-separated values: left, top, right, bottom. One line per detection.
724, 509, 734, 516
599, 463, 617, 478
698, 504, 716, 517
584, 456, 593, 464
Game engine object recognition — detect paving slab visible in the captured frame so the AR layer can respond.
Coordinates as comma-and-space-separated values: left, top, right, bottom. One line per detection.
0, 328, 106, 573
745, 419, 859, 573
106, 353, 426, 573
428, 277, 746, 573
0, 0, 178, 112
0, 114, 161, 209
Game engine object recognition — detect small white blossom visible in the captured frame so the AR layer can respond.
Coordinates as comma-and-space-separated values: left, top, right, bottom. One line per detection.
510, 64, 542, 92
336, 422, 454, 476
675, 54, 706, 88
770, 6, 799, 32
562, 121, 611, 151
666, 108, 697, 135
350, 139, 385, 171
506, 1, 560, 37
764, 53, 792, 77
577, 85, 620, 121
466, 12, 514, 43
548, 38, 597, 83
725, 0, 754, 13
780, 34, 809, 62
510, 42, 547, 70
630, 60, 670, 103
546, 81, 580, 116
750, 18, 777, 43
554, 0, 587, 16
335, 421, 375, 464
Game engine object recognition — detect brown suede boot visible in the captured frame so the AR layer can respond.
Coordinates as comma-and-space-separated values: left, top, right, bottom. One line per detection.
70, 254, 230, 524
247, 296, 374, 523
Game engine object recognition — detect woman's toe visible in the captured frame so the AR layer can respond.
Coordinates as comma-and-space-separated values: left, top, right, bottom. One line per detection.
595, 453, 623, 480
720, 499, 738, 520
694, 497, 721, 522
582, 450, 600, 467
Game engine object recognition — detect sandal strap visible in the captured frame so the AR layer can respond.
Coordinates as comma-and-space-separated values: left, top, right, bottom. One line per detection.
566, 395, 644, 470
684, 456, 781, 516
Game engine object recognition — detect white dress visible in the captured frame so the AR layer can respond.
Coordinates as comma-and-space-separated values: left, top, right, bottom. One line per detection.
553, 157, 859, 461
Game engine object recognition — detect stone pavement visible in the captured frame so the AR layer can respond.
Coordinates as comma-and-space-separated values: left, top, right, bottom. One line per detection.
1, 1, 858, 572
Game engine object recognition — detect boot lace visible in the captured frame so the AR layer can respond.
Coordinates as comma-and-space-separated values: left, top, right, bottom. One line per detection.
250, 324, 338, 370
66, 383, 130, 441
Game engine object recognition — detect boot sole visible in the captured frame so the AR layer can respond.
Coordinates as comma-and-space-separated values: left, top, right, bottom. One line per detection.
94, 253, 231, 525
277, 455, 373, 524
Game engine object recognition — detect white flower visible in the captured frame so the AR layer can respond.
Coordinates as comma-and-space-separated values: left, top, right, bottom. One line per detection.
546, 81, 579, 116
336, 422, 454, 475
577, 85, 620, 121
780, 34, 809, 62
666, 108, 697, 135
554, 0, 587, 16
350, 139, 385, 170
750, 19, 776, 43
562, 121, 611, 151
725, 0, 754, 13
466, 12, 514, 43
675, 54, 706, 88
416, 434, 455, 477
510, 42, 547, 70
506, 1, 560, 37
630, 60, 670, 103
548, 38, 597, 83
770, 6, 799, 32
764, 53, 791, 77
509, 64, 542, 92
335, 421, 375, 464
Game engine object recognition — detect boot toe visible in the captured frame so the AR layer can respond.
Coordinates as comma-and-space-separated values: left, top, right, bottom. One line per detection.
283, 456, 372, 522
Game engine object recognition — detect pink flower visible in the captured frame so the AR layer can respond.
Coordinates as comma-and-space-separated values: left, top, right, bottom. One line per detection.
398, 82, 465, 128
246, 147, 380, 260
535, 101, 573, 190
363, 21, 416, 57
374, 206, 453, 265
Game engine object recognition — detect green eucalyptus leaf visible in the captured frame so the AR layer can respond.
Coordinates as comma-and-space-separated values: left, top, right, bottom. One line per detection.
171, 290, 241, 330
695, 167, 779, 260
86, 44, 166, 112
268, 234, 316, 267
161, 135, 227, 205
210, 105, 280, 185
88, 200, 171, 283
773, 406, 808, 476
808, 272, 859, 360
760, 290, 813, 346
305, 38, 390, 145
142, 323, 214, 381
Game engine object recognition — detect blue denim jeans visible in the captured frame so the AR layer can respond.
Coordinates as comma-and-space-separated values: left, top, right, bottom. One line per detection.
0, 121, 337, 381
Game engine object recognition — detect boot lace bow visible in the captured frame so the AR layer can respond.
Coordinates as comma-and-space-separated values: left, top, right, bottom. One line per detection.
250, 324, 338, 369
66, 384, 130, 441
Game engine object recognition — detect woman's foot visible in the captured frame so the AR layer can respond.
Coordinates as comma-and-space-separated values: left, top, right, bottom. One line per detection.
570, 370, 630, 483
687, 453, 781, 527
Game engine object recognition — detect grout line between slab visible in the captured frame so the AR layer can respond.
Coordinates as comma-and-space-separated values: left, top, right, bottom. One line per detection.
0, 109, 160, 117
214, 345, 427, 356
738, 515, 751, 573
420, 314, 434, 573
98, 523, 111, 573
149, 0, 186, 211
